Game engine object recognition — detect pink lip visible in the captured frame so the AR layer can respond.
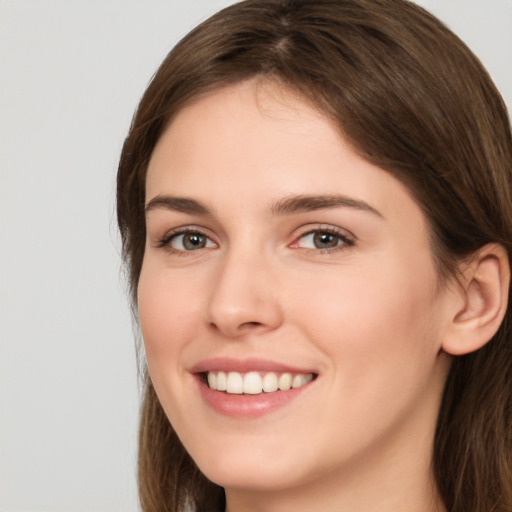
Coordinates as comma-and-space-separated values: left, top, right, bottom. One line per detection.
189, 357, 316, 374
189, 358, 317, 419
196, 377, 314, 418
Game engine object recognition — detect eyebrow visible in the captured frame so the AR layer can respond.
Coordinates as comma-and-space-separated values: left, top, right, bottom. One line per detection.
145, 196, 211, 215
270, 194, 383, 217
145, 193, 382, 218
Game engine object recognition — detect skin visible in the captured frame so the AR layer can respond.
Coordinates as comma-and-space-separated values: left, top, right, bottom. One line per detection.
138, 80, 455, 512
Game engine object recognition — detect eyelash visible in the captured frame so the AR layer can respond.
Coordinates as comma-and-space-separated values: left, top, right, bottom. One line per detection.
292, 227, 354, 255
156, 227, 216, 255
155, 226, 355, 255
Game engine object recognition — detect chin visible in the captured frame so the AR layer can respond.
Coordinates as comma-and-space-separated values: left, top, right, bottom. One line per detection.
203, 462, 301, 492
190, 441, 307, 491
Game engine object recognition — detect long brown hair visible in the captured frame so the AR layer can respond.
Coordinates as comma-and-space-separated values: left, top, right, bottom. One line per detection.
117, 1, 512, 510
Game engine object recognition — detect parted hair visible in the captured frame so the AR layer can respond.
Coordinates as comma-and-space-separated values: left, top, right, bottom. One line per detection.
116, 1, 512, 511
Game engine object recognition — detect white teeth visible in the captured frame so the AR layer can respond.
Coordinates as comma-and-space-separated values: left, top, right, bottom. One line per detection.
262, 372, 278, 392
292, 373, 313, 388
278, 373, 292, 391
206, 370, 314, 394
243, 372, 262, 394
216, 371, 227, 391
207, 372, 216, 390
292, 374, 303, 388
226, 372, 243, 394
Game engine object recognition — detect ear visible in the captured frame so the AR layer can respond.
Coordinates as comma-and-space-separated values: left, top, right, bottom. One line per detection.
442, 243, 510, 356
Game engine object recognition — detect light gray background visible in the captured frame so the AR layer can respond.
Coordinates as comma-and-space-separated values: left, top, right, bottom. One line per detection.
1, 1, 511, 511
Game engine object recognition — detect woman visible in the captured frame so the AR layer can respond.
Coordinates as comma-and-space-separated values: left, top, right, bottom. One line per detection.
117, 0, 512, 511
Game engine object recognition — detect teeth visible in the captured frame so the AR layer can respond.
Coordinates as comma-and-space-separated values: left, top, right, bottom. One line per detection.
207, 372, 216, 390
206, 371, 314, 394
262, 372, 278, 392
226, 372, 243, 394
292, 374, 313, 388
243, 372, 262, 394
216, 371, 227, 391
278, 373, 292, 391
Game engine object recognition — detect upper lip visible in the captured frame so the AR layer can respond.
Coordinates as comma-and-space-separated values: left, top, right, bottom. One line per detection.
189, 357, 317, 375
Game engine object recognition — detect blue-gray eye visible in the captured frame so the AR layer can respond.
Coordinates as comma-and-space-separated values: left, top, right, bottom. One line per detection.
170, 232, 215, 251
298, 231, 345, 249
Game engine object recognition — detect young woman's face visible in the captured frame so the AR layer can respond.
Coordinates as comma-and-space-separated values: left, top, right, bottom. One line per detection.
139, 81, 453, 498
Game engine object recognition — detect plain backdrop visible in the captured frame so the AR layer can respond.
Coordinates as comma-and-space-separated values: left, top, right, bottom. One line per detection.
1, 1, 511, 511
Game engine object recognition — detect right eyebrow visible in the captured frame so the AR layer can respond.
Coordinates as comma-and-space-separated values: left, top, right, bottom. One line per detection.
145, 195, 211, 215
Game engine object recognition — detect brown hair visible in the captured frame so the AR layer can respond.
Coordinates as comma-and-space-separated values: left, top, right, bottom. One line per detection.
117, 1, 512, 510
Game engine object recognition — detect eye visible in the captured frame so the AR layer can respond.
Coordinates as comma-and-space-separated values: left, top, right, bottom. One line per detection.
295, 229, 353, 251
162, 230, 216, 251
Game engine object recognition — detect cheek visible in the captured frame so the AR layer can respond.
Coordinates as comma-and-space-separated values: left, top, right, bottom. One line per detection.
284, 262, 446, 455
137, 264, 200, 366
288, 253, 443, 387
137, 262, 209, 431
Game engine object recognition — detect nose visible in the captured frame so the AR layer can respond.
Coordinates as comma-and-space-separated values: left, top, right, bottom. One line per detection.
205, 250, 284, 338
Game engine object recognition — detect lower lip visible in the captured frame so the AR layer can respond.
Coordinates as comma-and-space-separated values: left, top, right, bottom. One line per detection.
196, 377, 314, 418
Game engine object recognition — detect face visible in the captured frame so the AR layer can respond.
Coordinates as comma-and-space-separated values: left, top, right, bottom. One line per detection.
138, 80, 453, 496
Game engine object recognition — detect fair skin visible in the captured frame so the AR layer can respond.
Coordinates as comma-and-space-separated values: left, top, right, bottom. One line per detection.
138, 80, 508, 512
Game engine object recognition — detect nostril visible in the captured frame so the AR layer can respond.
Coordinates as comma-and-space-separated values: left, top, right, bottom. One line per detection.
207, 320, 265, 337
240, 321, 264, 330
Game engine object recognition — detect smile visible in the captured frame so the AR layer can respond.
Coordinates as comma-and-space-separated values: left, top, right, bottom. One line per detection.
206, 371, 315, 395
191, 358, 319, 417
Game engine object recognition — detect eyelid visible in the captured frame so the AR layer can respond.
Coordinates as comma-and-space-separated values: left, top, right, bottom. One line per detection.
156, 225, 218, 251
152, 223, 354, 254
289, 224, 355, 252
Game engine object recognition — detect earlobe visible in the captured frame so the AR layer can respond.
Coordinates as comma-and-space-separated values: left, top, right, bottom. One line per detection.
442, 243, 510, 356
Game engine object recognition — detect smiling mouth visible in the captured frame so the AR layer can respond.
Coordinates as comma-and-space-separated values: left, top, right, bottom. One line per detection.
203, 371, 316, 395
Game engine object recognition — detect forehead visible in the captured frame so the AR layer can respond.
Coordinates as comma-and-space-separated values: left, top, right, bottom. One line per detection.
148, 81, 336, 185
145, 80, 421, 226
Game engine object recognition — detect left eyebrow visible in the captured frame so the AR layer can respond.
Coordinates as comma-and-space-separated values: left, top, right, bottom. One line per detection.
270, 194, 383, 218
145, 195, 211, 215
